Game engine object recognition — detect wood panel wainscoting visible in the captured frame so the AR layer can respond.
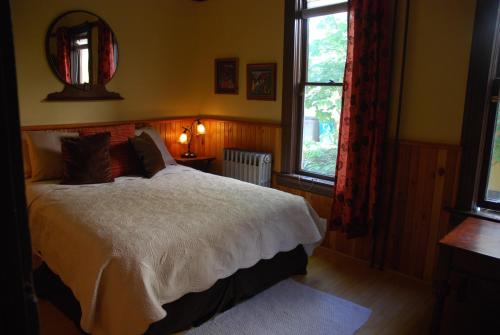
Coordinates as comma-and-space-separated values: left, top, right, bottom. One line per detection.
148, 118, 282, 174
22, 117, 460, 280
275, 141, 461, 281
382, 141, 461, 280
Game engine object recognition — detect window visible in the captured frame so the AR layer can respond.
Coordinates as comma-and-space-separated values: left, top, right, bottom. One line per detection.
478, 78, 500, 210
300, 8, 347, 177
280, 0, 348, 190
455, 0, 500, 219
71, 33, 91, 85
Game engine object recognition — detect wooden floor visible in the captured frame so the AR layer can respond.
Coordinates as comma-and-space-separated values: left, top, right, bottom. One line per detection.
38, 249, 433, 335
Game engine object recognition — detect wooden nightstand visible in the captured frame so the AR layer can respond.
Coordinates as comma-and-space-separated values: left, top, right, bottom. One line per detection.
175, 156, 215, 172
431, 217, 500, 334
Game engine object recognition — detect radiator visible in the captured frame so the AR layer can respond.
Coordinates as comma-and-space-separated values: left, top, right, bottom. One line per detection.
223, 148, 272, 187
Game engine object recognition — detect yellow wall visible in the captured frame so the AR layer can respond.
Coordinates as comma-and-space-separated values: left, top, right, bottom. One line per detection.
192, 0, 284, 123
12, 0, 283, 126
192, 0, 477, 142
12, 0, 476, 145
11, 0, 202, 126
389, 0, 476, 144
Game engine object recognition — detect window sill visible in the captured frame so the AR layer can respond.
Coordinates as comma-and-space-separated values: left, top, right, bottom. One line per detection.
276, 173, 333, 197
446, 207, 500, 226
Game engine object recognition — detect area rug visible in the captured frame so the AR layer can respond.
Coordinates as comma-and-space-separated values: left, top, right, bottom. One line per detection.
187, 279, 371, 335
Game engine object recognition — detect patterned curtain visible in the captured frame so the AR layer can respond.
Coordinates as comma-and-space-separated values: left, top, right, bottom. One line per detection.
98, 21, 115, 84
56, 27, 71, 83
329, 0, 393, 238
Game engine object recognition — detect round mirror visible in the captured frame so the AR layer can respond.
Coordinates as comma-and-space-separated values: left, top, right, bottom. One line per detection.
46, 11, 118, 87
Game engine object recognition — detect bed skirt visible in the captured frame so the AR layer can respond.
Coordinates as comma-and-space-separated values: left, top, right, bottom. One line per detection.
34, 244, 308, 334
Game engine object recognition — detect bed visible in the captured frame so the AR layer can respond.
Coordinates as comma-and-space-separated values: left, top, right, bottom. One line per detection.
27, 165, 325, 335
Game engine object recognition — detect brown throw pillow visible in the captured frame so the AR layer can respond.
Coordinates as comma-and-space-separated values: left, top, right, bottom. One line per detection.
129, 132, 166, 178
61, 133, 114, 185
79, 124, 140, 178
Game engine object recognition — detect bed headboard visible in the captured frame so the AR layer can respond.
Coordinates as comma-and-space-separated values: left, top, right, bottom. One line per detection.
19, 117, 199, 173
20, 116, 282, 174
20, 119, 163, 132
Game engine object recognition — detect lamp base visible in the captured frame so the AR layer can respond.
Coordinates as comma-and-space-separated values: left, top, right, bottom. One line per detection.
181, 152, 197, 158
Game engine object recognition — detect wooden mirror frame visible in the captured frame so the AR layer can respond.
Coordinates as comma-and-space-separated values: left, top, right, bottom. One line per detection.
44, 10, 123, 101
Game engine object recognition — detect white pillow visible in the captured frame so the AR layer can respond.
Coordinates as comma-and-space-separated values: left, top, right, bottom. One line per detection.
135, 128, 176, 166
26, 130, 79, 181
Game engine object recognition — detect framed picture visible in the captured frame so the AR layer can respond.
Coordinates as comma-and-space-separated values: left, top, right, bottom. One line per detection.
214, 58, 239, 94
247, 63, 277, 101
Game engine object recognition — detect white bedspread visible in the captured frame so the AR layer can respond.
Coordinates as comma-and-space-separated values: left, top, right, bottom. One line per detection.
27, 166, 325, 335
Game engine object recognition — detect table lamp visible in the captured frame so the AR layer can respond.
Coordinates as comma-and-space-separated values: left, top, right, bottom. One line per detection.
178, 118, 206, 158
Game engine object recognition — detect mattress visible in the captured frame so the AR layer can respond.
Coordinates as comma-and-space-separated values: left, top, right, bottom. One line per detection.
34, 245, 309, 335
26, 165, 325, 335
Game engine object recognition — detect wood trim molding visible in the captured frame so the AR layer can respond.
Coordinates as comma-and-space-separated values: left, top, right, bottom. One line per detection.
276, 173, 333, 196
198, 115, 281, 127
20, 116, 194, 131
397, 139, 461, 150
281, 0, 304, 174
20, 115, 281, 131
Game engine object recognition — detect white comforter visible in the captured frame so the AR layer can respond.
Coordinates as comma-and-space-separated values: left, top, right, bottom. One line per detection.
27, 166, 325, 335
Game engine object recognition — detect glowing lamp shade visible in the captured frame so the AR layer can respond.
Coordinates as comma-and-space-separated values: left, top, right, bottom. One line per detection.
178, 118, 205, 158
196, 122, 206, 135
179, 132, 188, 144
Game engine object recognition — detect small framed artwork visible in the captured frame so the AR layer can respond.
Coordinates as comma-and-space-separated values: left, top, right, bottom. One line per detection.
247, 63, 277, 101
214, 58, 239, 94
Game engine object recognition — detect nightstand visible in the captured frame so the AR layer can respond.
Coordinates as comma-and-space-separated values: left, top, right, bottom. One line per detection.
431, 217, 500, 334
175, 156, 215, 172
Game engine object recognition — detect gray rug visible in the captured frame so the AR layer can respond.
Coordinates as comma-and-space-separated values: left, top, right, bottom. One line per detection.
187, 279, 371, 335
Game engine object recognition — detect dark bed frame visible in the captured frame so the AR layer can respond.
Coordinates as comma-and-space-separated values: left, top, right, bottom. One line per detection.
34, 244, 308, 334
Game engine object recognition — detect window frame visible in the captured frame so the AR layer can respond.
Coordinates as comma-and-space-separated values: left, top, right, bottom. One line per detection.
71, 32, 91, 85
477, 77, 500, 211
454, 0, 500, 222
281, 0, 348, 186
68, 23, 94, 86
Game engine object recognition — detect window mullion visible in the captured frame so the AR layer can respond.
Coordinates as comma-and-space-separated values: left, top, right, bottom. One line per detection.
304, 82, 343, 87
301, 2, 348, 19
478, 78, 500, 207
295, 16, 308, 174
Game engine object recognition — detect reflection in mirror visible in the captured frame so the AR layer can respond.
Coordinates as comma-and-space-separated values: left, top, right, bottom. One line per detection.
47, 11, 118, 87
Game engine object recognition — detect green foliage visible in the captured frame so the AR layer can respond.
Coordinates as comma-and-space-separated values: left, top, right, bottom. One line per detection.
304, 86, 342, 123
304, 13, 346, 123
300, 13, 347, 177
494, 114, 500, 163
302, 140, 337, 176
307, 13, 348, 83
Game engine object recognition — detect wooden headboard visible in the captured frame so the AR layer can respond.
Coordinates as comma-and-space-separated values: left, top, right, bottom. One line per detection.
21, 116, 282, 174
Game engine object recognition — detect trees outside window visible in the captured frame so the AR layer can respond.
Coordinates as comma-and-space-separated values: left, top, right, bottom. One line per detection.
301, 10, 347, 177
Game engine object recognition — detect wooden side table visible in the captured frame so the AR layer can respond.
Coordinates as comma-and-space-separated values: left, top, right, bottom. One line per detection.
174, 156, 215, 172
431, 217, 500, 334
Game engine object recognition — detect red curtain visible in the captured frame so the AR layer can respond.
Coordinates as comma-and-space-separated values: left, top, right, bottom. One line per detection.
98, 21, 115, 84
56, 28, 71, 83
329, 0, 393, 238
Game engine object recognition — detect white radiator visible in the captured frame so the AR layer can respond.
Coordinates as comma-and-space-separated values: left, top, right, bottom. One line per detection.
223, 148, 272, 187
